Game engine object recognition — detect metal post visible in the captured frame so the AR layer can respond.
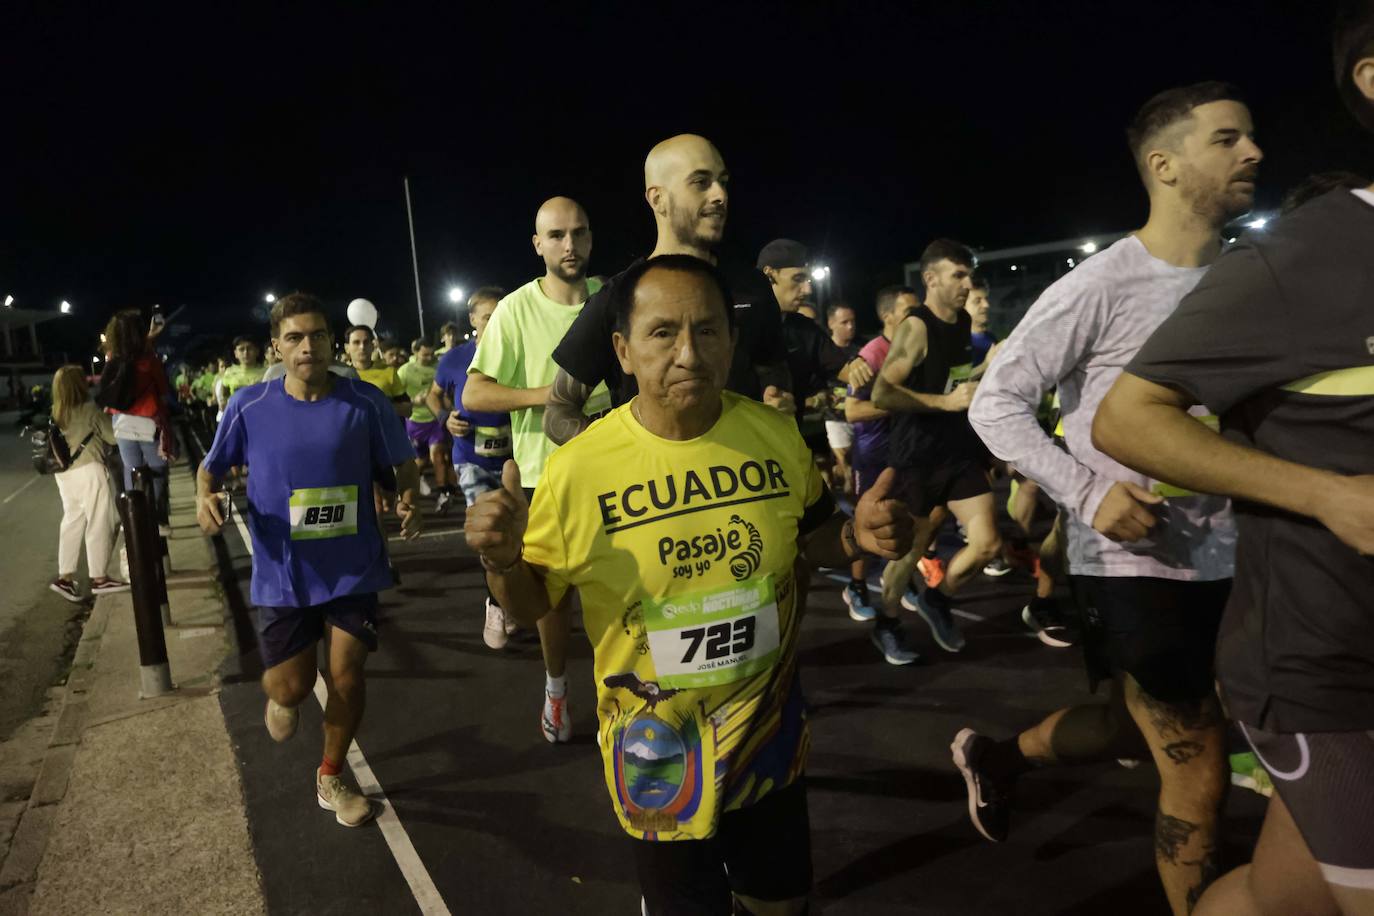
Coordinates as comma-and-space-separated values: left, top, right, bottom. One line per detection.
404, 175, 425, 336
116, 490, 174, 698
132, 466, 173, 627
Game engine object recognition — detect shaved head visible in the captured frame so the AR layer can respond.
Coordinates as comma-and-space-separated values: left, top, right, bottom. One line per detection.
644, 134, 725, 190
535, 196, 588, 234
643, 135, 729, 256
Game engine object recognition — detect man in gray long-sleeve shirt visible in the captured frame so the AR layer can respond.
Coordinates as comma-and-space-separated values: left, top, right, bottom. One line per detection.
952, 82, 1262, 916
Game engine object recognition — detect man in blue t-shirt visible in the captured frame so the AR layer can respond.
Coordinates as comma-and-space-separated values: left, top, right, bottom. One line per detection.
196, 293, 421, 829
427, 287, 516, 649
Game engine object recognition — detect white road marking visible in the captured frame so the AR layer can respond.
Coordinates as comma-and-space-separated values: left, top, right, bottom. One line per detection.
198, 422, 450, 915
2, 474, 42, 505
388, 527, 463, 543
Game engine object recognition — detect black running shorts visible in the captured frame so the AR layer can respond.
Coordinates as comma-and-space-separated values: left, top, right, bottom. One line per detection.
1073, 576, 1230, 704
890, 459, 991, 516
256, 592, 379, 669
1242, 724, 1374, 886
633, 777, 813, 915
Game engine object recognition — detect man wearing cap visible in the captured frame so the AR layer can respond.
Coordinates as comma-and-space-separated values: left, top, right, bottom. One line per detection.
757, 238, 873, 416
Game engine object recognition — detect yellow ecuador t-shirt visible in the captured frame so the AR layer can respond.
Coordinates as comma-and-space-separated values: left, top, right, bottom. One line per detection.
469, 278, 610, 488
523, 392, 829, 841
355, 365, 405, 400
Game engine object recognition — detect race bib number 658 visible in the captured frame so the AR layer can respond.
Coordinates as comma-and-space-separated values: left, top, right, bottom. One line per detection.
642, 576, 781, 689
289, 485, 359, 541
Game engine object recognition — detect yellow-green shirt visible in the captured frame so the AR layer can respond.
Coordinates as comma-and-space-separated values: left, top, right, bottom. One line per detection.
397, 361, 437, 423
523, 392, 827, 840
356, 365, 405, 400
469, 278, 610, 487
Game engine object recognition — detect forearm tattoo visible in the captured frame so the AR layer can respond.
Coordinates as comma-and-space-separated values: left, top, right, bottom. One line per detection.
543, 368, 592, 445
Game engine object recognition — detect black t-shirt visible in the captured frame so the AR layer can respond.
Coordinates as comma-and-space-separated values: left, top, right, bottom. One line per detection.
781, 311, 850, 409
1128, 188, 1374, 734
888, 305, 983, 468
823, 339, 863, 421
551, 257, 786, 406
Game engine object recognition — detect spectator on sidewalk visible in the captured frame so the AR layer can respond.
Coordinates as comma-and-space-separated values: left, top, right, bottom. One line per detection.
100, 309, 176, 529
49, 365, 127, 602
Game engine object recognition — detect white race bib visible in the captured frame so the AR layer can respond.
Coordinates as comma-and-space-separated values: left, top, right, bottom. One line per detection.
288, 485, 359, 541
642, 576, 780, 689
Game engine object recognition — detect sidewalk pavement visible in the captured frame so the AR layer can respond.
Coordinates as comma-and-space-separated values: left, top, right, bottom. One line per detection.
0, 445, 265, 916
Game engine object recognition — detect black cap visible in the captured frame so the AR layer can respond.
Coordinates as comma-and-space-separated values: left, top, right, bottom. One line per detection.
756, 238, 810, 270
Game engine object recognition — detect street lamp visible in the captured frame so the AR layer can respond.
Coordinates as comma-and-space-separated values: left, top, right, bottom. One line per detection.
59, 300, 72, 314
448, 286, 465, 305
1246, 217, 1268, 230
264, 293, 277, 304
3, 295, 12, 307
1079, 241, 1098, 254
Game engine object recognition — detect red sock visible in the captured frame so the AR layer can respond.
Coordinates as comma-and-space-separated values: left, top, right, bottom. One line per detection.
320, 756, 342, 777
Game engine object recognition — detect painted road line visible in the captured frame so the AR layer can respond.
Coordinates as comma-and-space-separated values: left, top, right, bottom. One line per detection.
214, 452, 450, 915
2, 474, 42, 506
388, 527, 463, 543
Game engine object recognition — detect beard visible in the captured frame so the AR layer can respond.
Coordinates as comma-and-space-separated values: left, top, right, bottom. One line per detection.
1181, 161, 1258, 226
549, 256, 587, 282
668, 195, 727, 250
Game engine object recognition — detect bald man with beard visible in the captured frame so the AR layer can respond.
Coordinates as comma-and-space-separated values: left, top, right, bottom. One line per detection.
464, 196, 615, 744
544, 134, 792, 446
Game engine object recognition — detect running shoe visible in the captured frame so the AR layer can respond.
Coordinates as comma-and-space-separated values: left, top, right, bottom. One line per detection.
264, 698, 299, 742
842, 582, 877, 622
1021, 601, 1074, 648
1229, 751, 1274, 798
982, 557, 1013, 577
870, 621, 919, 665
504, 615, 519, 636
316, 769, 375, 827
435, 490, 453, 516
951, 728, 1011, 843
903, 589, 966, 653
542, 691, 572, 743
49, 578, 83, 603
418, 476, 433, 497
483, 599, 509, 650
917, 554, 945, 589
89, 577, 130, 595
157, 524, 172, 539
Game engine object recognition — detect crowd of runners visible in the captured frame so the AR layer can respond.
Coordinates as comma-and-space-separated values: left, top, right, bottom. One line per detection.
177, 9, 1374, 914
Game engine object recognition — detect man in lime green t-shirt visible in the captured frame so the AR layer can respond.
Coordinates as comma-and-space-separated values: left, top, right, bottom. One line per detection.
218, 336, 267, 410
464, 256, 913, 912
465, 195, 611, 745
398, 337, 455, 513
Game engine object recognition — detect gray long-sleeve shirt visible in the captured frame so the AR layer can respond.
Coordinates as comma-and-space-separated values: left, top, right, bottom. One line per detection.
969, 235, 1234, 581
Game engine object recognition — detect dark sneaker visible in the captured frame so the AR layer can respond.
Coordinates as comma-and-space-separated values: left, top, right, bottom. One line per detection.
1022, 601, 1074, 648
870, 621, 919, 665
49, 578, 83, 603
90, 577, 130, 595
842, 582, 877, 622
903, 589, 966, 653
951, 728, 1011, 842
982, 557, 1013, 577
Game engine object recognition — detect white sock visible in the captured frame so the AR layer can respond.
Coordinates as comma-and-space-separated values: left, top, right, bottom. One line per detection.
545, 673, 567, 698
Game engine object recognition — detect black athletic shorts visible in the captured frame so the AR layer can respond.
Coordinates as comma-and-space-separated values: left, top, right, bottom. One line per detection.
634, 777, 813, 915
256, 592, 379, 669
1073, 575, 1230, 704
891, 459, 990, 516
1242, 724, 1374, 884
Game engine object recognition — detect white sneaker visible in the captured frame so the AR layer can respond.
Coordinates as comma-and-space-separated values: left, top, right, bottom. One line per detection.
316, 769, 375, 827
483, 600, 509, 649
264, 698, 299, 742
418, 476, 433, 497
435, 491, 452, 515
541, 691, 571, 743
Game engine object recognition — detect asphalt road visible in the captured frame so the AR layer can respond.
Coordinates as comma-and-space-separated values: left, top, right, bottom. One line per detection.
210, 472, 1266, 916
0, 409, 94, 741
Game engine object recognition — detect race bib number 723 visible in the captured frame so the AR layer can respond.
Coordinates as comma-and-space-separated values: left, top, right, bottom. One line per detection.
641, 576, 781, 689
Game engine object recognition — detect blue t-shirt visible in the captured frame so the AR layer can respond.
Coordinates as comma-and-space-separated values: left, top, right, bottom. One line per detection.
203, 377, 415, 608
433, 341, 511, 472
971, 330, 998, 368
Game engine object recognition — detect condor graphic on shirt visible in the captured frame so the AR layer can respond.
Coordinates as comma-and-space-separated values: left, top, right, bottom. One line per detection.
522, 392, 828, 840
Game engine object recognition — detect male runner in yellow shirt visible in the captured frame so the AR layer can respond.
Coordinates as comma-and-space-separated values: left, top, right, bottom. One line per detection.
465, 256, 913, 914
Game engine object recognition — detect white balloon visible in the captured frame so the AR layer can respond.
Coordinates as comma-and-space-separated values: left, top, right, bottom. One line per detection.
346, 298, 378, 328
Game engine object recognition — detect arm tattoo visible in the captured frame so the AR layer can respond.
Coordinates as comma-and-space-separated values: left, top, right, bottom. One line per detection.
1186, 845, 1220, 912
1162, 739, 1206, 765
1154, 812, 1199, 865
543, 368, 593, 445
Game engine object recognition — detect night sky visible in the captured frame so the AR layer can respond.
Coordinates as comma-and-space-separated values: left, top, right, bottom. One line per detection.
6, 1, 1370, 348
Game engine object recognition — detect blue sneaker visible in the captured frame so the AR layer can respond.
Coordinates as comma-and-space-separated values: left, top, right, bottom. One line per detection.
842, 582, 876, 622
870, 620, 920, 665
902, 588, 966, 653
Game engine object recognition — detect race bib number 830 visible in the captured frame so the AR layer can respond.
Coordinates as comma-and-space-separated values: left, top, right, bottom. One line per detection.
642, 576, 781, 689
289, 485, 359, 541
